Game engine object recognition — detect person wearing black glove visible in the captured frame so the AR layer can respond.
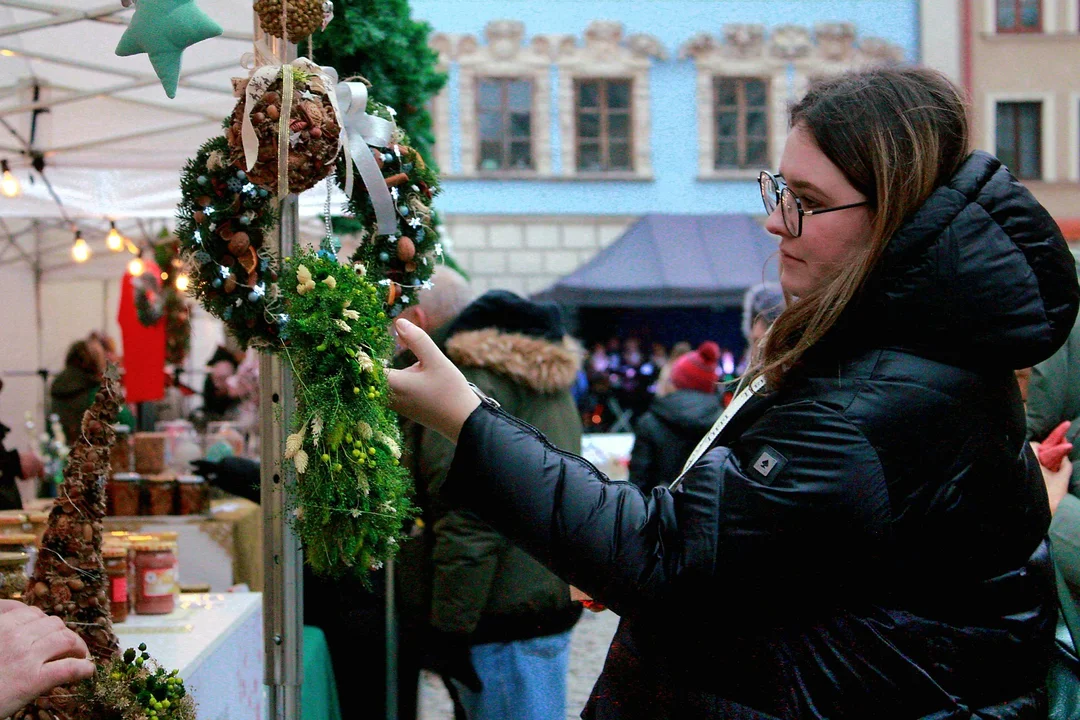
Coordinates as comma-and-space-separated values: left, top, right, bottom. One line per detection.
190, 456, 260, 505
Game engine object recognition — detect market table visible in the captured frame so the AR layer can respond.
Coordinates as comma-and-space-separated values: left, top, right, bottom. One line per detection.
115, 592, 264, 719
103, 495, 263, 592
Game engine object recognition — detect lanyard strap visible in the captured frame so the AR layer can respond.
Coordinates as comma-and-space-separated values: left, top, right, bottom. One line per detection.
668, 374, 766, 492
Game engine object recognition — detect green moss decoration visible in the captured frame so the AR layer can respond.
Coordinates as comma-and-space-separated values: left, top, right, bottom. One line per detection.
278, 248, 414, 575
80, 644, 197, 720
175, 135, 280, 349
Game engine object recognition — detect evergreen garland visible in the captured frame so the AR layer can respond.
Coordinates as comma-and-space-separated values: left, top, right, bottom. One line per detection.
278, 248, 414, 575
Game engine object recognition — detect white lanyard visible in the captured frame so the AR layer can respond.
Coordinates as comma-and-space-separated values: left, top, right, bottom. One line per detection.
668, 374, 767, 491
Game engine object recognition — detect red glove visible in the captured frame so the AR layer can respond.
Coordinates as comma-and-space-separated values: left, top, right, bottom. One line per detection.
1038, 421, 1073, 472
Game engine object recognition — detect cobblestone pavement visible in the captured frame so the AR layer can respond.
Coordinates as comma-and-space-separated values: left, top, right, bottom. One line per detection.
418, 609, 621, 720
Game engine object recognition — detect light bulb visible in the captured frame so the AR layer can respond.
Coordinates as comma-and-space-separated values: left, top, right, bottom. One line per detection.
105, 222, 124, 252
175, 273, 190, 293
0, 160, 19, 198
71, 234, 90, 263
128, 257, 144, 276
125, 240, 139, 255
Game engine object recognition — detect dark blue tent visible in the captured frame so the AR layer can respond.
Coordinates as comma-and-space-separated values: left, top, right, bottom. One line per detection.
531, 213, 779, 308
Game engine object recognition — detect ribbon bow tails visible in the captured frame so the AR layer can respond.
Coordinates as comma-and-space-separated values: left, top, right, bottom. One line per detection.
334, 80, 398, 237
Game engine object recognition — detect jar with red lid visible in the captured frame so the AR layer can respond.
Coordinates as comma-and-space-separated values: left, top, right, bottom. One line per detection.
177, 475, 209, 515
131, 541, 177, 615
107, 473, 143, 516
103, 545, 129, 622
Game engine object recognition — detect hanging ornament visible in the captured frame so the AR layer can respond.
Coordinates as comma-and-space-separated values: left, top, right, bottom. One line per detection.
253, 0, 325, 43
114, 0, 223, 99
227, 59, 342, 197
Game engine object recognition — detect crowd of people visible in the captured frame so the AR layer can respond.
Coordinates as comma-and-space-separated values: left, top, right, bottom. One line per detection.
2, 64, 1080, 720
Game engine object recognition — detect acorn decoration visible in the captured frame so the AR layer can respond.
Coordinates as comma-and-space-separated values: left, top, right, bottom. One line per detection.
227, 68, 341, 196
15, 368, 123, 720
253, 0, 325, 43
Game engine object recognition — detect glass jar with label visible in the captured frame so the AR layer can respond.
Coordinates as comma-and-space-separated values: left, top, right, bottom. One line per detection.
103, 545, 129, 622
0, 551, 28, 600
0, 512, 28, 535
177, 475, 209, 515
110, 423, 133, 474
107, 473, 143, 516
131, 540, 177, 615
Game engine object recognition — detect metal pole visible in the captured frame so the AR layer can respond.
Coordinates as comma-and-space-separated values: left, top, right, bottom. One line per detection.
256, 19, 303, 720
386, 558, 397, 720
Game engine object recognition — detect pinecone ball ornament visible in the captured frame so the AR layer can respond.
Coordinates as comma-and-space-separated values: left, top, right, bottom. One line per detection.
227, 67, 342, 196
254, 0, 324, 43
17, 366, 124, 720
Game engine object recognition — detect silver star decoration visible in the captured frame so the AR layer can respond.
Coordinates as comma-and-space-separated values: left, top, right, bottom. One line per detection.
193, 230, 202, 244
220, 266, 231, 279
299, 90, 317, 101
434, 243, 444, 256
243, 183, 256, 193
407, 217, 422, 228
290, 131, 302, 148
209, 222, 217, 231
252, 282, 266, 297
390, 187, 399, 201
235, 298, 243, 307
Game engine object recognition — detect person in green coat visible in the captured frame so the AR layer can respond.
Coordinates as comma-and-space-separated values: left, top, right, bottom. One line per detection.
49, 337, 136, 446
419, 290, 584, 720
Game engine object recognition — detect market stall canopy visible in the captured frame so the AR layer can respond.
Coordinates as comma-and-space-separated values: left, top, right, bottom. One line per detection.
0, 0, 344, 220
532, 213, 780, 308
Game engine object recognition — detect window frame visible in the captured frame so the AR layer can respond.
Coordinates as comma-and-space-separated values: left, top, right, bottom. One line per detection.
573, 77, 635, 174
712, 76, 771, 171
995, 100, 1044, 180
475, 76, 536, 174
995, 0, 1043, 33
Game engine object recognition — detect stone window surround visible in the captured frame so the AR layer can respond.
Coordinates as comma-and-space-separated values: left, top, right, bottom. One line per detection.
430, 21, 664, 180
986, 91, 1057, 181
984, 0, 1060, 33
680, 23, 906, 181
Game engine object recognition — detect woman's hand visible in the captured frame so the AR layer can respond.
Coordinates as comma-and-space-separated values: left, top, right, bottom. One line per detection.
1034, 441, 1072, 517
387, 318, 479, 444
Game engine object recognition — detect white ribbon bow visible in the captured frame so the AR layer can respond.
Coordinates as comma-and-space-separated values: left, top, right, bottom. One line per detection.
335, 80, 398, 237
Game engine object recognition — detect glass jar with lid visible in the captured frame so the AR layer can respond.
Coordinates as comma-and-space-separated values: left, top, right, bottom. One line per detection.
131, 540, 177, 615
107, 473, 143, 516
110, 423, 134, 474
177, 475, 209, 515
0, 512, 29, 535
102, 545, 129, 622
143, 475, 177, 515
0, 534, 37, 577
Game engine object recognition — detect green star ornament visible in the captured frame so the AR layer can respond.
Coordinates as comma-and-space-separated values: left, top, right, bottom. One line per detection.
115, 0, 223, 98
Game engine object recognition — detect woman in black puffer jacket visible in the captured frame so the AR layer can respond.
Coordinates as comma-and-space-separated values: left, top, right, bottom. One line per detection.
389, 67, 1080, 719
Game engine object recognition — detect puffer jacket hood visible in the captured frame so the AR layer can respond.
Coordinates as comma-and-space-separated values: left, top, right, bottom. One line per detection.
837, 151, 1079, 370
648, 389, 722, 434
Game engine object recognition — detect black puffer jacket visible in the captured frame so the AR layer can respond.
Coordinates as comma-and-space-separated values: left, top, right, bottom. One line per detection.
628, 390, 722, 492
442, 152, 1080, 719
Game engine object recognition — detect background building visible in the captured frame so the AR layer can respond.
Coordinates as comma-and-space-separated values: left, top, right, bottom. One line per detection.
411, 0, 919, 302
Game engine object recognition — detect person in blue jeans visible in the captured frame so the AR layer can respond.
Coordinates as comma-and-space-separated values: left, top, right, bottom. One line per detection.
417, 290, 584, 720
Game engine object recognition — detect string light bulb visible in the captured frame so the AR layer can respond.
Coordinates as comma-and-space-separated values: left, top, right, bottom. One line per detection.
0, 160, 19, 198
71, 231, 90, 263
128, 256, 144, 276
105, 221, 124, 252
175, 273, 190, 292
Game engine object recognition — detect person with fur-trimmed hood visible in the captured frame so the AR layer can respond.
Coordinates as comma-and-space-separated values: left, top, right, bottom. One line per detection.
421, 290, 584, 720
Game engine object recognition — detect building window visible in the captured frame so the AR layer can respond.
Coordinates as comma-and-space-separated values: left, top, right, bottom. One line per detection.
714, 77, 769, 170
996, 0, 1042, 32
476, 77, 533, 172
996, 102, 1042, 179
575, 79, 633, 172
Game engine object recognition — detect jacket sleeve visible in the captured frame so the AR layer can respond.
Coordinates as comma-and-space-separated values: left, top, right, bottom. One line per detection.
442, 399, 892, 620
1025, 326, 1080, 490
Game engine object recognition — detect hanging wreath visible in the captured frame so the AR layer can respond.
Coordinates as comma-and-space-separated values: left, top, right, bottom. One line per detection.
133, 271, 165, 327
278, 247, 413, 575
176, 135, 281, 349
334, 93, 444, 317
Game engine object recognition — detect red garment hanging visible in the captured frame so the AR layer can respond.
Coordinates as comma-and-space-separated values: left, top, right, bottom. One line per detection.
117, 260, 166, 404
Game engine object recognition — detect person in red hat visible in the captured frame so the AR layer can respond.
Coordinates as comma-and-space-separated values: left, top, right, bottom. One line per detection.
627, 342, 723, 492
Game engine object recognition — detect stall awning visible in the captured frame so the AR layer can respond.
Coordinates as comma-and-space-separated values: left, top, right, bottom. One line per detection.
531, 213, 779, 308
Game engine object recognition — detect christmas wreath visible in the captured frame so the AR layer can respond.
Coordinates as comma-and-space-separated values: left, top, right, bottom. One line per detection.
133, 271, 165, 327
176, 70, 446, 576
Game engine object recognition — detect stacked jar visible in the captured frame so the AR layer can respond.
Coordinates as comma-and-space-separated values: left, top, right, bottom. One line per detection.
143, 475, 177, 515
176, 475, 209, 515
131, 540, 177, 615
107, 473, 143, 516
102, 545, 129, 622
0, 551, 28, 600
0, 534, 37, 577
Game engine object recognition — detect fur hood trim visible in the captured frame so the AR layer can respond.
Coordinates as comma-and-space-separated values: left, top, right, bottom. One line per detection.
446, 329, 583, 393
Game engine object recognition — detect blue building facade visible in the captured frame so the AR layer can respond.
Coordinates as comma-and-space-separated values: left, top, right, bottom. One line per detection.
411, 0, 919, 300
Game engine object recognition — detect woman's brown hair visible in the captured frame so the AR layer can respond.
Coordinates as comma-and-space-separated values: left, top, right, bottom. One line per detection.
755, 66, 970, 388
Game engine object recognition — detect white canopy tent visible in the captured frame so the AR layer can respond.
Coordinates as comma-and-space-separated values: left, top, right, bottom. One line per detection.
0, 0, 347, 432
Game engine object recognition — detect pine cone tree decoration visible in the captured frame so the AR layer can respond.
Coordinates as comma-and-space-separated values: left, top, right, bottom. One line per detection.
254, 0, 324, 43
226, 72, 341, 195
16, 367, 124, 720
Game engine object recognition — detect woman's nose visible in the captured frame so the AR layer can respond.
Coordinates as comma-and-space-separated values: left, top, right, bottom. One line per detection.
763, 204, 788, 237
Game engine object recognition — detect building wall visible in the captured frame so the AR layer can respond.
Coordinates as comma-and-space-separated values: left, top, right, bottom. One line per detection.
411, 0, 920, 293
963, 0, 1080, 224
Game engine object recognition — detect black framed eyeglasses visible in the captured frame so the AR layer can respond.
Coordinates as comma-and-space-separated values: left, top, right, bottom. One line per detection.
758, 171, 869, 238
